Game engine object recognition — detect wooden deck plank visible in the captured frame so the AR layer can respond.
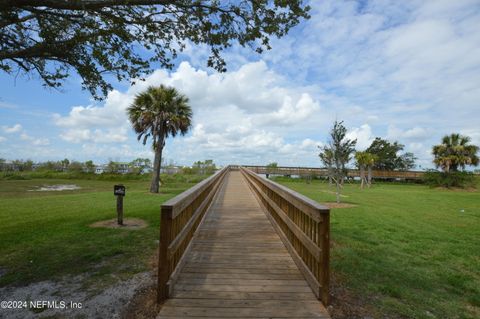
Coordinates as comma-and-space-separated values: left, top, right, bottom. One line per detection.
170, 291, 319, 300
175, 278, 309, 286
178, 273, 304, 280
181, 267, 304, 275
159, 306, 329, 318
162, 299, 324, 308
173, 284, 313, 293
157, 171, 330, 319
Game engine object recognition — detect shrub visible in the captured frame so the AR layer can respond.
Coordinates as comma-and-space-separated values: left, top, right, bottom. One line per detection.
423, 170, 476, 188
0, 170, 210, 186
1, 173, 30, 180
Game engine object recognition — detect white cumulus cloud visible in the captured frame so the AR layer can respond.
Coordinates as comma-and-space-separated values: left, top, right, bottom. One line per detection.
346, 124, 374, 150
19, 132, 50, 146
2, 124, 22, 133
54, 61, 324, 165
53, 90, 132, 144
387, 126, 429, 141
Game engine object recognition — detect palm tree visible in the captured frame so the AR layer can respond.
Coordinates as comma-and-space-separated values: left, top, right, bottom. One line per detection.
432, 133, 479, 172
128, 85, 192, 193
355, 151, 377, 189
355, 151, 368, 189
365, 153, 377, 187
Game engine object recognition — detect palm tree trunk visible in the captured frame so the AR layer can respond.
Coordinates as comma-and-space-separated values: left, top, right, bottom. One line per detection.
150, 143, 163, 193
150, 136, 164, 193
360, 165, 365, 189
367, 166, 372, 187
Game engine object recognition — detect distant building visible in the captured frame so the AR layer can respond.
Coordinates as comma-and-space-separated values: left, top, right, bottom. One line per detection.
94, 161, 153, 174
95, 165, 107, 174
1, 161, 19, 171
143, 166, 153, 174
116, 162, 130, 174
161, 166, 182, 174
130, 160, 153, 174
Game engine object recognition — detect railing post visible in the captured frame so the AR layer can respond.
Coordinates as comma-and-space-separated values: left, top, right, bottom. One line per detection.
157, 206, 173, 302
319, 212, 330, 305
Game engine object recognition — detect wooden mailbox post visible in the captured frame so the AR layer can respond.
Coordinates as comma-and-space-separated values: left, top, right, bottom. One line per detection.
114, 184, 126, 225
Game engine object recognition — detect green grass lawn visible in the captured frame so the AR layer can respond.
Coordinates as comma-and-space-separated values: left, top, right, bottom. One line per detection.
0, 176, 199, 288
2, 174, 479, 318
272, 177, 480, 319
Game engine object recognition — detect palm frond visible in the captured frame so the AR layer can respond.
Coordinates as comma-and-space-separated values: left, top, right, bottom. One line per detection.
128, 85, 193, 149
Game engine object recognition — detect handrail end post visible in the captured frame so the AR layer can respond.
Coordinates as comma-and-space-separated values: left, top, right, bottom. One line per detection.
320, 211, 330, 306
157, 281, 168, 303
320, 287, 329, 306
157, 206, 173, 303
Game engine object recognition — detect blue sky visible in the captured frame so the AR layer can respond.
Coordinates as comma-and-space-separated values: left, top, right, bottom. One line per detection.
1, 0, 479, 169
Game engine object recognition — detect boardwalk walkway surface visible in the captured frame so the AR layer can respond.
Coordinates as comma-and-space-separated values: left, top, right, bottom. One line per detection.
157, 171, 330, 319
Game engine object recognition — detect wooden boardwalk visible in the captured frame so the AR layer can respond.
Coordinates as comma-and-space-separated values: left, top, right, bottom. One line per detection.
157, 171, 330, 318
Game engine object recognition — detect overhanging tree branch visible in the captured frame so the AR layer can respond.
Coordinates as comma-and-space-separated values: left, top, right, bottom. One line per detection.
1, 1, 310, 100
1, 0, 174, 10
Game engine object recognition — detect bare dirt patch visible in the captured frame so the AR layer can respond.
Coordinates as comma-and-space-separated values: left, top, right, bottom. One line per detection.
90, 218, 148, 230
435, 186, 477, 192
324, 202, 357, 209
0, 271, 153, 319
320, 190, 349, 197
121, 249, 160, 318
28, 184, 81, 192
329, 273, 379, 319
121, 283, 160, 319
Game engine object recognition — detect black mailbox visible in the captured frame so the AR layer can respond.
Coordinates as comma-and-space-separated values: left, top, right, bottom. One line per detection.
114, 185, 126, 196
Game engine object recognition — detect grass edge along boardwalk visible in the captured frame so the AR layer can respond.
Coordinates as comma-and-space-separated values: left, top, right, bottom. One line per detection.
274, 176, 480, 318
157, 170, 330, 318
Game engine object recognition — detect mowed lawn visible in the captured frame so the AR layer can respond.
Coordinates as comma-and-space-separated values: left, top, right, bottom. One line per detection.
0, 177, 198, 288
273, 177, 480, 319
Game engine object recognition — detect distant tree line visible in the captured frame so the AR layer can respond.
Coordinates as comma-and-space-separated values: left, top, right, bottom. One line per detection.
0, 158, 150, 174
0, 157, 219, 177
317, 121, 479, 193
182, 160, 217, 175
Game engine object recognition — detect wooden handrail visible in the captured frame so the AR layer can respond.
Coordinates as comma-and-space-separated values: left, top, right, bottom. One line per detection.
157, 166, 229, 302
240, 167, 330, 306
242, 165, 426, 179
